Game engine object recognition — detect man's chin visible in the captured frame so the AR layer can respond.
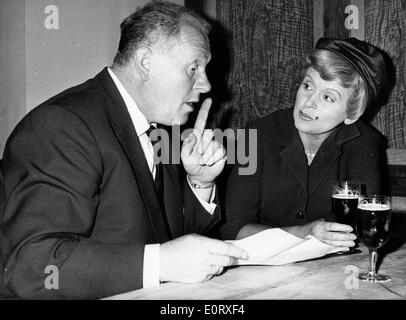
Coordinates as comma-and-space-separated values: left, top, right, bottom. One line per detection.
161, 116, 188, 127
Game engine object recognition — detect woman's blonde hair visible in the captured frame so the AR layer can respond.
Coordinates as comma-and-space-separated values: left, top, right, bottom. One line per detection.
303, 49, 367, 120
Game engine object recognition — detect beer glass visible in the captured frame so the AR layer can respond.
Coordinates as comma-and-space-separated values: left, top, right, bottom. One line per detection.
356, 195, 391, 282
331, 181, 361, 228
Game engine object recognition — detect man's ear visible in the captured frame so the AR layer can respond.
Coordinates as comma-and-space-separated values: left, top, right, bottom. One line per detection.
134, 46, 153, 81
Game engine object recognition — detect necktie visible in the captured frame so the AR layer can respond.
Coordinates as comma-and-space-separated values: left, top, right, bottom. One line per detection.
146, 125, 164, 210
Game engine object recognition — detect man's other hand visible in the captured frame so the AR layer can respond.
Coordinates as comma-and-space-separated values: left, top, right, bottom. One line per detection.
159, 234, 249, 283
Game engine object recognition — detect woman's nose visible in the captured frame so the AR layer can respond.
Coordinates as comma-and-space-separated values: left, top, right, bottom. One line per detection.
305, 94, 316, 107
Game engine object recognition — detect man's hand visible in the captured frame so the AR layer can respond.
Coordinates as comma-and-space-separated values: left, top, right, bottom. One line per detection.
159, 234, 249, 283
181, 98, 226, 185
310, 219, 357, 249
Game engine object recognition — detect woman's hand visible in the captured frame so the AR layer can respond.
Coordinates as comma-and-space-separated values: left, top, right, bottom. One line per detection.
309, 219, 356, 248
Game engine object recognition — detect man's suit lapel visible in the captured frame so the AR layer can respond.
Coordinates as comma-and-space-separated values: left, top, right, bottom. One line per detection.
94, 68, 170, 243
159, 125, 184, 238
162, 165, 183, 238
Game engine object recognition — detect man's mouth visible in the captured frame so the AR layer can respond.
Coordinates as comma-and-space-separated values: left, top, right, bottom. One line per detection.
185, 102, 197, 111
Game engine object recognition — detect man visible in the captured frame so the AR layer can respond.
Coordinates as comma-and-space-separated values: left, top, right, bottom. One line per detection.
0, 1, 247, 299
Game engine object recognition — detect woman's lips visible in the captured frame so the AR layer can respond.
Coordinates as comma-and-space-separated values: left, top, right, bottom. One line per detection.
299, 110, 314, 121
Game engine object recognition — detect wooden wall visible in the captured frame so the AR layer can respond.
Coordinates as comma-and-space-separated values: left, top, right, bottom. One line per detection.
215, 0, 314, 129
0, 0, 27, 158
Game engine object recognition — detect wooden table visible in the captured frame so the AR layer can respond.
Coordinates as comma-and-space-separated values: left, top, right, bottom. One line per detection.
106, 215, 406, 300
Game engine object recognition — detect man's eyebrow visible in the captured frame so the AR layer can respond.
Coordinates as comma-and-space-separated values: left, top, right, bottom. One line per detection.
195, 53, 210, 64
206, 53, 212, 63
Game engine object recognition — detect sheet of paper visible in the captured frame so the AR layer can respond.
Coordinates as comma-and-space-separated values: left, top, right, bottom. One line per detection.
228, 228, 344, 265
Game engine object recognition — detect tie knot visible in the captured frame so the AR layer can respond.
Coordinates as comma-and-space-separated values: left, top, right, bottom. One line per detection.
146, 125, 161, 147
146, 125, 157, 138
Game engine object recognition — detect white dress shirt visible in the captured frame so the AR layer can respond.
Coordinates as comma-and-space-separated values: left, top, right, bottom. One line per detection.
107, 68, 216, 288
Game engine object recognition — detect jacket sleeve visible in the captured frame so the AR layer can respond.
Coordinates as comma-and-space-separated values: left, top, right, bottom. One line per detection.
183, 181, 221, 235
1, 105, 145, 300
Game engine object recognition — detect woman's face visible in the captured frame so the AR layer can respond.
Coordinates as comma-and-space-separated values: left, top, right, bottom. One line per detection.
294, 67, 354, 137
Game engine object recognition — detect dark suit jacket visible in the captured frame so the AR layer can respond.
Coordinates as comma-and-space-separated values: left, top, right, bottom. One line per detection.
0, 68, 219, 299
220, 108, 387, 240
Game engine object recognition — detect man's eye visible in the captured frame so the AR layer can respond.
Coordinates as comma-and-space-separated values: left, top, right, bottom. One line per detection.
187, 65, 198, 77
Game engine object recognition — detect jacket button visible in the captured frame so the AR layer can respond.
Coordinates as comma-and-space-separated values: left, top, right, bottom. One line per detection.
296, 211, 305, 220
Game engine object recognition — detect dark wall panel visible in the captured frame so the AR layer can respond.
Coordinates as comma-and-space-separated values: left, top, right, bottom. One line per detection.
365, 0, 406, 148
322, 0, 351, 39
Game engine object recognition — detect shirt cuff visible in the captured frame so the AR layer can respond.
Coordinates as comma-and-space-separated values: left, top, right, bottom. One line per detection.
187, 180, 217, 215
143, 244, 160, 288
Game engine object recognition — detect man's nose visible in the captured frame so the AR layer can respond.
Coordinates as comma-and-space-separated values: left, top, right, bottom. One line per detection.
194, 71, 211, 94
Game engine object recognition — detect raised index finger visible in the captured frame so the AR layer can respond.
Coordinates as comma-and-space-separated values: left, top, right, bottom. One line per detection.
193, 98, 212, 136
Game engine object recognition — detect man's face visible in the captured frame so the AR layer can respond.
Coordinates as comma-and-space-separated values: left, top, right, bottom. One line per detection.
294, 67, 352, 137
146, 25, 211, 125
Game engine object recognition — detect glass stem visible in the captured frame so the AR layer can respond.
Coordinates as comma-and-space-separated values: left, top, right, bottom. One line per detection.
368, 248, 378, 278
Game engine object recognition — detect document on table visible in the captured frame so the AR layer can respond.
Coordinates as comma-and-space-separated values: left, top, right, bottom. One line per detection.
228, 228, 344, 265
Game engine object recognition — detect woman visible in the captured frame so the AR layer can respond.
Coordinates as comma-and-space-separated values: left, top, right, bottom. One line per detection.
221, 38, 388, 249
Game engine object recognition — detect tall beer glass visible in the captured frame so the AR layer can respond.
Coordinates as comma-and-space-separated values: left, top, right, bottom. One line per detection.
356, 195, 391, 282
332, 181, 360, 228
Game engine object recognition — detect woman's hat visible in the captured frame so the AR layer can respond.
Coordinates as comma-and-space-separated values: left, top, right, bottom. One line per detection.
315, 37, 387, 107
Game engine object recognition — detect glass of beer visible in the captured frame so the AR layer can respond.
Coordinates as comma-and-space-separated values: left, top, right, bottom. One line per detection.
356, 195, 391, 282
332, 181, 361, 228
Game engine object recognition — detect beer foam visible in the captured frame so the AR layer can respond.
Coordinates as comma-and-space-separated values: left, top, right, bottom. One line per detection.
357, 203, 391, 211
332, 194, 359, 199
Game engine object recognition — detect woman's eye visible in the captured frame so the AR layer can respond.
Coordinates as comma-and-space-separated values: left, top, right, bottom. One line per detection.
324, 95, 335, 103
302, 82, 312, 90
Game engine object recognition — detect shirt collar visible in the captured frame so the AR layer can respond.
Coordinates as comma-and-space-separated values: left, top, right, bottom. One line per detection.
107, 67, 151, 137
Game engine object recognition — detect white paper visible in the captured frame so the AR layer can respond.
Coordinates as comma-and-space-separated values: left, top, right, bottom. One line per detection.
228, 228, 344, 265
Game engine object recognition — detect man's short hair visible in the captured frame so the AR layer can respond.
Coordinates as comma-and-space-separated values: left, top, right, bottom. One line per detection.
113, 1, 211, 66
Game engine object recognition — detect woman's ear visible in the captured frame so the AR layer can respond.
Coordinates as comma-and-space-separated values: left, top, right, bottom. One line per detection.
133, 46, 153, 81
344, 117, 358, 125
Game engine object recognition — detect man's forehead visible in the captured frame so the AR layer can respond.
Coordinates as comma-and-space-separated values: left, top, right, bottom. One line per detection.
178, 25, 211, 58
149, 25, 211, 61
